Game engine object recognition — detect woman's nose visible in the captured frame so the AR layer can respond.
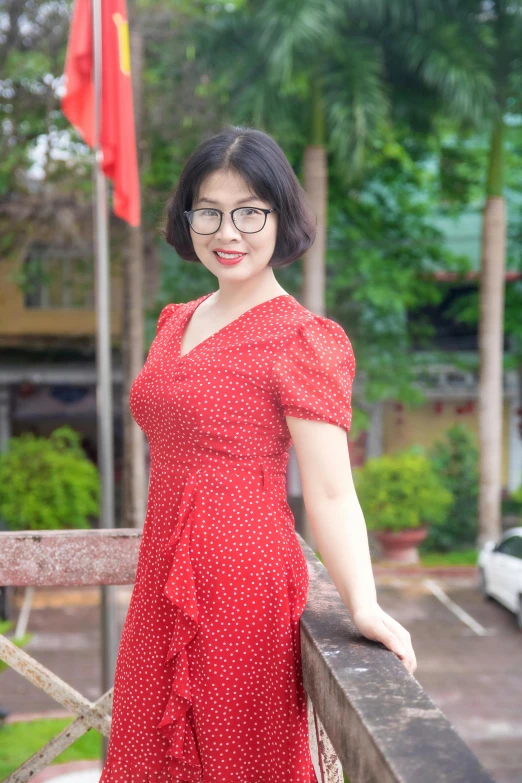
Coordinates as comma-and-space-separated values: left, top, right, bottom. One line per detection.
215, 212, 242, 240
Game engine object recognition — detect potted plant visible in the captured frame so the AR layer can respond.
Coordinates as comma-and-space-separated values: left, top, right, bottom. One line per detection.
354, 449, 453, 563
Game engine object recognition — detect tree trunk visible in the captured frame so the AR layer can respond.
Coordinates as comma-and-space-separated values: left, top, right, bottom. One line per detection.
302, 74, 327, 318
478, 117, 506, 547
121, 24, 146, 528
298, 73, 328, 549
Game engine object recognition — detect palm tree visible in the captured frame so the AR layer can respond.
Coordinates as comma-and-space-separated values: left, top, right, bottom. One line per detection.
188, 0, 492, 547
189, 0, 392, 311
397, 0, 522, 545
474, 0, 522, 545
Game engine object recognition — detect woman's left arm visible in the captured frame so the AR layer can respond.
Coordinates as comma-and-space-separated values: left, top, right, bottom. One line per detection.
287, 415, 417, 675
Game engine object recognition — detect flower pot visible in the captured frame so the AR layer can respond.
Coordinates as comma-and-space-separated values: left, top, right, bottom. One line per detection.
374, 526, 428, 564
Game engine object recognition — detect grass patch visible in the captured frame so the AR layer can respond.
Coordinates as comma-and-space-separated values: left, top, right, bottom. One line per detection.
419, 548, 478, 566
0, 718, 101, 779
315, 548, 478, 568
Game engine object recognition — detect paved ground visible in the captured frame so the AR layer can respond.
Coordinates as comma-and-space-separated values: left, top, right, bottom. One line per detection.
2, 575, 521, 783
31, 762, 102, 782
376, 574, 522, 783
1, 587, 130, 715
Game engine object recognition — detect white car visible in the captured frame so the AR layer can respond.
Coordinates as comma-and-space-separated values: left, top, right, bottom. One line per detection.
478, 526, 522, 630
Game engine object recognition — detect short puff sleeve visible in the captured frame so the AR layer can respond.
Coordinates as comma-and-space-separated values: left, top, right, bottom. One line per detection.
273, 316, 356, 432
155, 303, 180, 336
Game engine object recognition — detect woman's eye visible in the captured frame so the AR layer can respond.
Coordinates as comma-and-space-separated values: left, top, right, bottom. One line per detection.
240, 208, 261, 216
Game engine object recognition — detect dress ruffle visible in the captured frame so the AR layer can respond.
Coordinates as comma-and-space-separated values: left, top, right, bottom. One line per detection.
157, 469, 203, 782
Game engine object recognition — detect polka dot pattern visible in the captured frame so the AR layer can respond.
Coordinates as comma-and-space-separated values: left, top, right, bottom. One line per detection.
99, 292, 355, 783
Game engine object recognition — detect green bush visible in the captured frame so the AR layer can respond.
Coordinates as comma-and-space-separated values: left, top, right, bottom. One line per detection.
0, 426, 99, 530
354, 449, 453, 532
422, 424, 479, 553
510, 484, 522, 509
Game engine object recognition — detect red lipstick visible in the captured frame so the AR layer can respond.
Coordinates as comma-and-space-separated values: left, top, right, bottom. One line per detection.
213, 249, 246, 266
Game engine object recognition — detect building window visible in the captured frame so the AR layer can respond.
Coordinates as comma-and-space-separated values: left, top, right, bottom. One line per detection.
24, 244, 94, 309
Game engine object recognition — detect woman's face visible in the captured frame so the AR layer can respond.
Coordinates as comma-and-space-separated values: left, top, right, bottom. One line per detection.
188, 168, 278, 281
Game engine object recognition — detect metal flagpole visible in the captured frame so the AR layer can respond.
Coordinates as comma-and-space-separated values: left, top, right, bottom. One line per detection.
92, 0, 118, 761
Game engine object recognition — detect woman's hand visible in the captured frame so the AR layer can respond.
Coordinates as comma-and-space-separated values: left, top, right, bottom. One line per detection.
352, 604, 417, 674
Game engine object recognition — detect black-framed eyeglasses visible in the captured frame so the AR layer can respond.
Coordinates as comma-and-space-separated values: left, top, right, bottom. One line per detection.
183, 206, 277, 235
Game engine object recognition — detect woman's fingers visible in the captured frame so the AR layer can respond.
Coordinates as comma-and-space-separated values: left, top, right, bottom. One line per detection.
353, 607, 417, 674
384, 627, 417, 673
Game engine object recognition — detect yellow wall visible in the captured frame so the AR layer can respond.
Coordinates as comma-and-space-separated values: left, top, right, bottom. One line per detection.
383, 400, 511, 487
0, 257, 122, 341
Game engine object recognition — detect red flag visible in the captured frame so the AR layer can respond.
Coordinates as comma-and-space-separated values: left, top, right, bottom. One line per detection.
61, 0, 141, 227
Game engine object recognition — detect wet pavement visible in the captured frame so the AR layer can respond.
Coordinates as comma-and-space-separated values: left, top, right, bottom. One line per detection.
2, 575, 521, 782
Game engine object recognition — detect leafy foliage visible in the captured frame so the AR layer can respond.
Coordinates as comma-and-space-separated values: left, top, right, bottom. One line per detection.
3, 0, 522, 461
421, 424, 479, 552
0, 1, 75, 196
185, 0, 494, 178
354, 449, 453, 532
327, 130, 471, 415
510, 483, 522, 508
0, 426, 99, 531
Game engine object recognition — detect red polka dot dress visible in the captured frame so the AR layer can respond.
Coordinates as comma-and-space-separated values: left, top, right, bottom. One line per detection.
100, 292, 356, 783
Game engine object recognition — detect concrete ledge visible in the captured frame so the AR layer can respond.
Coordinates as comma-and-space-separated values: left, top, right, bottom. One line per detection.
0, 530, 141, 586
298, 533, 495, 783
0, 528, 495, 782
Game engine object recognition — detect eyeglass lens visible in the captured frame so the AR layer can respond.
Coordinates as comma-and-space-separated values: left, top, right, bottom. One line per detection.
189, 208, 267, 234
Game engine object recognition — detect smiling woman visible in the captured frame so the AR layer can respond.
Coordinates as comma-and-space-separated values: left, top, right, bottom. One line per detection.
162, 126, 316, 268
100, 125, 416, 783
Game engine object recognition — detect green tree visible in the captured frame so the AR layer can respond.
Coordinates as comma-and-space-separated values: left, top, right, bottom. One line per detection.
470, 0, 522, 546
186, 0, 491, 312
424, 424, 480, 552
327, 130, 471, 428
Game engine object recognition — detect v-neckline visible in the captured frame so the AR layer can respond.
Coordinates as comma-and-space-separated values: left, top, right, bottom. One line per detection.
178, 292, 294, 361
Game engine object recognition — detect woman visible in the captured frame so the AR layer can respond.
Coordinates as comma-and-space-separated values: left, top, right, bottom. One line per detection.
100, 126, 416, 783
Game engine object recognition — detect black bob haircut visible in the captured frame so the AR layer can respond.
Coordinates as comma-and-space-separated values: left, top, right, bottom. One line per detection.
162, 126, 316, 268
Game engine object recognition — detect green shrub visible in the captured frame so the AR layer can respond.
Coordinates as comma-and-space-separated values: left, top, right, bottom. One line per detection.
0, 426, 99, 530
510, 484, 522, 509
354, 449, 453, 532
422, 424, 479, 553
